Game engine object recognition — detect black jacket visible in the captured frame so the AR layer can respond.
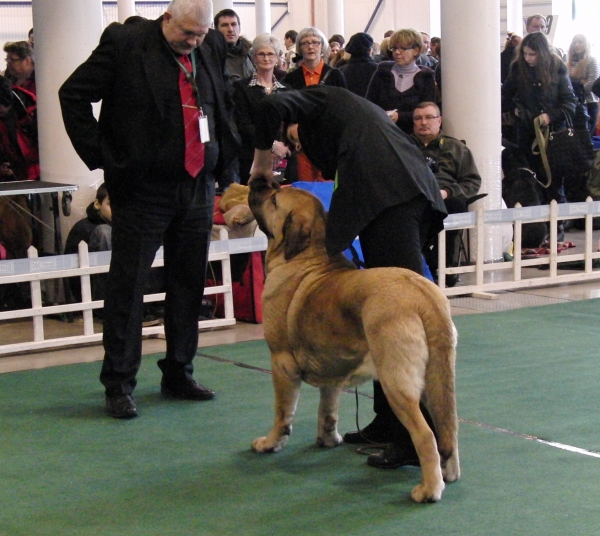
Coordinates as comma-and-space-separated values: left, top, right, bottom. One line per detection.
232, 77, 291, 161
59, 18, 239, 206
254, 87, 447, 255
283, 62, 347, 90
501, 61, 577, 130
339, 56, 378, 97
366, 61, 436, 134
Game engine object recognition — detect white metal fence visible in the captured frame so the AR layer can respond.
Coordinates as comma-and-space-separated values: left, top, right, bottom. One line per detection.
2, 199, 600, 355
0, 229, 267, 355
438, 198, 600, 295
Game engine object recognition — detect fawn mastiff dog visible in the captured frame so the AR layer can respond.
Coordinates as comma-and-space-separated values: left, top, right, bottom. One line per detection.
248, 178, 460, 503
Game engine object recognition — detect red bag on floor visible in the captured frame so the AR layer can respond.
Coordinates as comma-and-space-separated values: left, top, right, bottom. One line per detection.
208, 251, 264, 323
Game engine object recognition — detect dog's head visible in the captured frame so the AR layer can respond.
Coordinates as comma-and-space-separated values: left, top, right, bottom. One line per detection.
249, 177, 328, 262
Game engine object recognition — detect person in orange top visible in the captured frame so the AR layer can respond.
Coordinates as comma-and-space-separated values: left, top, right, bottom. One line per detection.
283, 27, 346, 182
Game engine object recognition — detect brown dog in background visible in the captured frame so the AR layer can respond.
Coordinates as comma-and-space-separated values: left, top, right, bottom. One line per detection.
248, 178, 460, 503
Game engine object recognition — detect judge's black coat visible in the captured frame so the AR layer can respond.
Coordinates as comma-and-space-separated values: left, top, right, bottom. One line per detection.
254, 86, 447, 256
59, 20, 239, 208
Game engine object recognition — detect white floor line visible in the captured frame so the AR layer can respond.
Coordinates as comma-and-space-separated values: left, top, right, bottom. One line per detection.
460, 418, 600, 459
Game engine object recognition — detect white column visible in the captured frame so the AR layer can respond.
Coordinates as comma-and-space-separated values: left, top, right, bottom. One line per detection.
327, 0, 344, 39
441, 0, 503, 262
255, 0, 271, 35
505, 0, 524, 35
117, 0, 136, 23
32, 0, 105, 244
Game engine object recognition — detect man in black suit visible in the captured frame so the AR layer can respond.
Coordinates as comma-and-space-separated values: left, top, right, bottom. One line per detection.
59, 0, 239, 419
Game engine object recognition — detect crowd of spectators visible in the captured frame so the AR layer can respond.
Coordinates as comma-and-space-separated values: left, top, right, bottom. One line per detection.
3, 12, 600, 282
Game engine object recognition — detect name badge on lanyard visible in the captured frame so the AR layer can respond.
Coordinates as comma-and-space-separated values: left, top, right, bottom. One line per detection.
176, 49, 210, 143
199, 110, 210, 143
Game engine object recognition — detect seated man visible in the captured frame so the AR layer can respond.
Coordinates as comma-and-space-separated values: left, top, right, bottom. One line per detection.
411, 101, 482, 284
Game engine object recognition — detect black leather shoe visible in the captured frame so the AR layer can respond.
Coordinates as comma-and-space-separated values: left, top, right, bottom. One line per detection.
106, 394, 138, 419
367, 443, 420, 469
343, 422, 393, 444
161, 378, 215, 401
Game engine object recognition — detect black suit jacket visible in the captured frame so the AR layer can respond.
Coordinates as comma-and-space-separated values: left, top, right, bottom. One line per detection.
59, 18, 239, 204
254, 87, 447, 255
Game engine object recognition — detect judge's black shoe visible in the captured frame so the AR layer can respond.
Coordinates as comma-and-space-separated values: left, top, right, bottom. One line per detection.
105, 394, 138, 419
343, 421, 393, 444
367, 443, 420, 469
160, 377, 215, 401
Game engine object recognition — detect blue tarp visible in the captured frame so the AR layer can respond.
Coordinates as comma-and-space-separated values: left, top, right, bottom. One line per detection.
290, 181, 433, 281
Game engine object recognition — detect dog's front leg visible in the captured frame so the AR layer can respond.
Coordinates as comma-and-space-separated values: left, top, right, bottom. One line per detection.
252, 352, 302, 453
316, 386, 343, 448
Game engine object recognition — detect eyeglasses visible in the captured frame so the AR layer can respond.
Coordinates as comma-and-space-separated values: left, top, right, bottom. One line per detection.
300, 40, 321, 48
413, 115, 440, 122
256, 52, 276, 59
5, 56, 24, 63
390, 46, 415, 53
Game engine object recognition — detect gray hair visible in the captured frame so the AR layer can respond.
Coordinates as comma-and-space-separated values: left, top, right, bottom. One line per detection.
296, 27, 329, 59
167, 0, 213, 26
250, 33, 281, 57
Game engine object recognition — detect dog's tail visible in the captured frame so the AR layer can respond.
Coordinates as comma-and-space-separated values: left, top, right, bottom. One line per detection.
420, 288, 460, 481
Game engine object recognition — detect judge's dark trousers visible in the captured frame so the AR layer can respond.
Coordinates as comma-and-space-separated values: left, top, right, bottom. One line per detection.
358, 195, 438, 446
100, 174, 214, 396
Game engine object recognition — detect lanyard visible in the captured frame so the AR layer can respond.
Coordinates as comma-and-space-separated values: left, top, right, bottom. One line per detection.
172, 49, 203, 111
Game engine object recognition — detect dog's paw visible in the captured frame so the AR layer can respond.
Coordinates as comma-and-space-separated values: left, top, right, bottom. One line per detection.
316, 431, 343, 448
442, 454, 460, 482
410, 482, 445, 503
251, 436, 285, 453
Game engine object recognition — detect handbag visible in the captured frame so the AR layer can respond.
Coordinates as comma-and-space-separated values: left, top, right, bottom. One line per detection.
533, 110, 595, 188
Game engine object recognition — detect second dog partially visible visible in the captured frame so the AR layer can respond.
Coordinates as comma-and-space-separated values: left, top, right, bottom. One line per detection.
248, 178, 460, 503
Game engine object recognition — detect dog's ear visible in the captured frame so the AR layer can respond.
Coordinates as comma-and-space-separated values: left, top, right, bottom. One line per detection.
282, 210, 311, 260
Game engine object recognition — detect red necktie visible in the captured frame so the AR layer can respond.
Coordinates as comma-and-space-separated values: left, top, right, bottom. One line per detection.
179, 54, 205, 178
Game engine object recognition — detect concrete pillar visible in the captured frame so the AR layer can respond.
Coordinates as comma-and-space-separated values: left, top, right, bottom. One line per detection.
441, 0, 503, 262
327, 0, 344, 39
255, 0, 271, 35
117, 0, 136, 23
32, 0, 105, 245
506, 0, 524, 35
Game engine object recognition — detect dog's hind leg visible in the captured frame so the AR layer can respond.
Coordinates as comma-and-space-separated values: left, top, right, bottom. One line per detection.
252, 351, 302, 453
383, 389, 445, 503
424, 325, 460, 483
316, 386, 343, 448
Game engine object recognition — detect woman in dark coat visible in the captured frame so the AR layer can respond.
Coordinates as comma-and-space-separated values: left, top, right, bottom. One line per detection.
502, 31, 577, 202
232, 34, 291, 184
339, 32, 378, 97
250, 86, 447, 468
366, 29, 436, 134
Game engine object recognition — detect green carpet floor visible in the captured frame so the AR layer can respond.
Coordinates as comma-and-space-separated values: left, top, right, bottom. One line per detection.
2, 300, 600, 535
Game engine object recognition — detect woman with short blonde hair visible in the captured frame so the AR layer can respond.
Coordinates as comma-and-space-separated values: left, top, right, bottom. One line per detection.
366, 28, 436, 133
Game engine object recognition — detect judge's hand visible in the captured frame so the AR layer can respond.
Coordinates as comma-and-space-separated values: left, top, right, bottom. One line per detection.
386, 109, 398, 123
248, 149, 277, 187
